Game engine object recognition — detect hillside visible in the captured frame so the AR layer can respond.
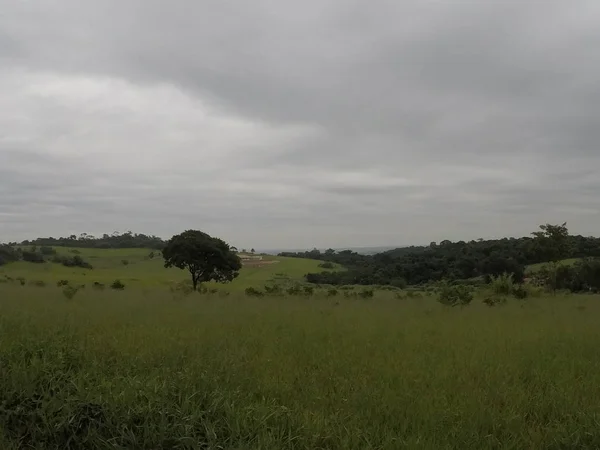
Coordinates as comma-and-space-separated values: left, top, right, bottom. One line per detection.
0, 247, 339, 291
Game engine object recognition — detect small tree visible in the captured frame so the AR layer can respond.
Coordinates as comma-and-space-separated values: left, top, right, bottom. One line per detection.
163, 230, 242, 291
531, 222, 571, 263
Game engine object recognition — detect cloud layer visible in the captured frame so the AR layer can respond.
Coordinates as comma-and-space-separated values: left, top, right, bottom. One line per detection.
2, 0, 600, 249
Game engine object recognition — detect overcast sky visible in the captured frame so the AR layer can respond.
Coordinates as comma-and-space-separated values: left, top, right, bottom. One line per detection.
1, 0, 600, 249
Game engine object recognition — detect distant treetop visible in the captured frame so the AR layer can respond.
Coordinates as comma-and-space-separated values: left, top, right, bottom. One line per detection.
19, 231, 166, 250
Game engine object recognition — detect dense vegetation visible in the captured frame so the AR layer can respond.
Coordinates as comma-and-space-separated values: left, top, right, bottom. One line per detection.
281, 224, 600, 287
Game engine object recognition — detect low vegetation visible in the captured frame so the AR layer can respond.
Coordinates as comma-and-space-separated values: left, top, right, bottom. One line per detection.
1, 285, 600, 449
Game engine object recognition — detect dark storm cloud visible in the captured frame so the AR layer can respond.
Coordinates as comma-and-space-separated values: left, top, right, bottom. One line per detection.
1, 0, 600, 248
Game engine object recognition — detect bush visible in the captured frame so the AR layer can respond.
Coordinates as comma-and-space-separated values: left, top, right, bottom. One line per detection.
512, 284, 529, 299
286, 285, 302, 296
303, 286, 314, 296
92, 282, 105, 290
110, 279, 125, 290
264, 284, 282, 295
327, 288, 339, 297
358, 289, 374, 299
390, 278, 408, 289
148, 251, 155, 259
54, 255, 93, 269
245, 287, 264, 297
56, 280, 70, 287
62, 285, 79, 300
21, 251, 45, 264
318, 262, 334, 269
121, 259, 129, 266
483, 295, 507, 307
0, 245, 19, 266
29, 280, 46, 287
438, 283, 473, 307
39, 246, 56, 256
489, 273, 515, 295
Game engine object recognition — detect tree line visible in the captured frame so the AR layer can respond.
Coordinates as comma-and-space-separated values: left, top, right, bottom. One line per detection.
15, 231, 165, 250
280, 223, 600, 287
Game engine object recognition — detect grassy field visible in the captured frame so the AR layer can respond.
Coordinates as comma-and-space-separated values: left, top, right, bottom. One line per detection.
1, 281, 600, 449
0, 247, 338, 291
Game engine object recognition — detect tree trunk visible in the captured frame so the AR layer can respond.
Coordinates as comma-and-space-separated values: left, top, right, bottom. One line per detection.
192, 275, 198, 291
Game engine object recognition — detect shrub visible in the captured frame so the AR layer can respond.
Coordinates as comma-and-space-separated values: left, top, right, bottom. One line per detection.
318, 262, 334, 269
121, 259, 129, 266
21, 251, 45, 264
286, 285, 302, 296
264, 284, 282, 295
29, 280, 46, 287
390, 278, 408, 289
92, 282, 105, 290
57, 280, 70, 287
489, 273, 515, 295
483, 295, 507, 307
358, 289, 374, 299
16, 277, 26, 286
110, 279, 125, 290
245, 287, 264, 297
39, 246, 56, 256
438, 283, 473, 307
327, 288, 339, 297
0, 245, 19, 266
62, 285, 79, 300
148, 251, 155, 259
303, 286, 314, 296
53, 255, 93, 269
512, 285, 529, 299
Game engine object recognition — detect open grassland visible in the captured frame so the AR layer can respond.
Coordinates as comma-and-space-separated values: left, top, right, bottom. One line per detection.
1, 284, 600, 449
0, 247, 339, 291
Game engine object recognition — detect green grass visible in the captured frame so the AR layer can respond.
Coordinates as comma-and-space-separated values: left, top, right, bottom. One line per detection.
0, 247, 339, 291
1, 283, 600, 449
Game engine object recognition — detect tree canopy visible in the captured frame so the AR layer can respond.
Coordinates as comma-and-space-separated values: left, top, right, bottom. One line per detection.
162, 230, 241, 290
281, 224, 600, 287
18, 231, 165, 250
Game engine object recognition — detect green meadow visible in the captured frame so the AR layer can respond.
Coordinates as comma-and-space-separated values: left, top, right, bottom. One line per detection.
0, 247, 337, 292
1, 249, 600, 449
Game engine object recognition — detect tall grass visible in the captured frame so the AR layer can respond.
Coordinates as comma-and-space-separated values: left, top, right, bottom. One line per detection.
1, 285, 600, 449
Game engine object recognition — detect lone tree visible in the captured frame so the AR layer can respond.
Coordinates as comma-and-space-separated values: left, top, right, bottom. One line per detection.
163, 230, 242, 290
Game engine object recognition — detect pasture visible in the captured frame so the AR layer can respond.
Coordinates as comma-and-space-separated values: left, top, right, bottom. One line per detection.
0, 247, 338, 292
1, 279, 600, 449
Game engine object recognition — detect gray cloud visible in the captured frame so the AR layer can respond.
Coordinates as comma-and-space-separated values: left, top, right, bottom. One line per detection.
1, 0, 600, 249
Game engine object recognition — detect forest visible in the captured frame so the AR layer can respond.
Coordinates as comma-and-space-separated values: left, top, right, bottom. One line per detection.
281, 224, 600, 286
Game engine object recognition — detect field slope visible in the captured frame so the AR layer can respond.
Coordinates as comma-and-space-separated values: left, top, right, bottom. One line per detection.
0, 247, 338, 290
